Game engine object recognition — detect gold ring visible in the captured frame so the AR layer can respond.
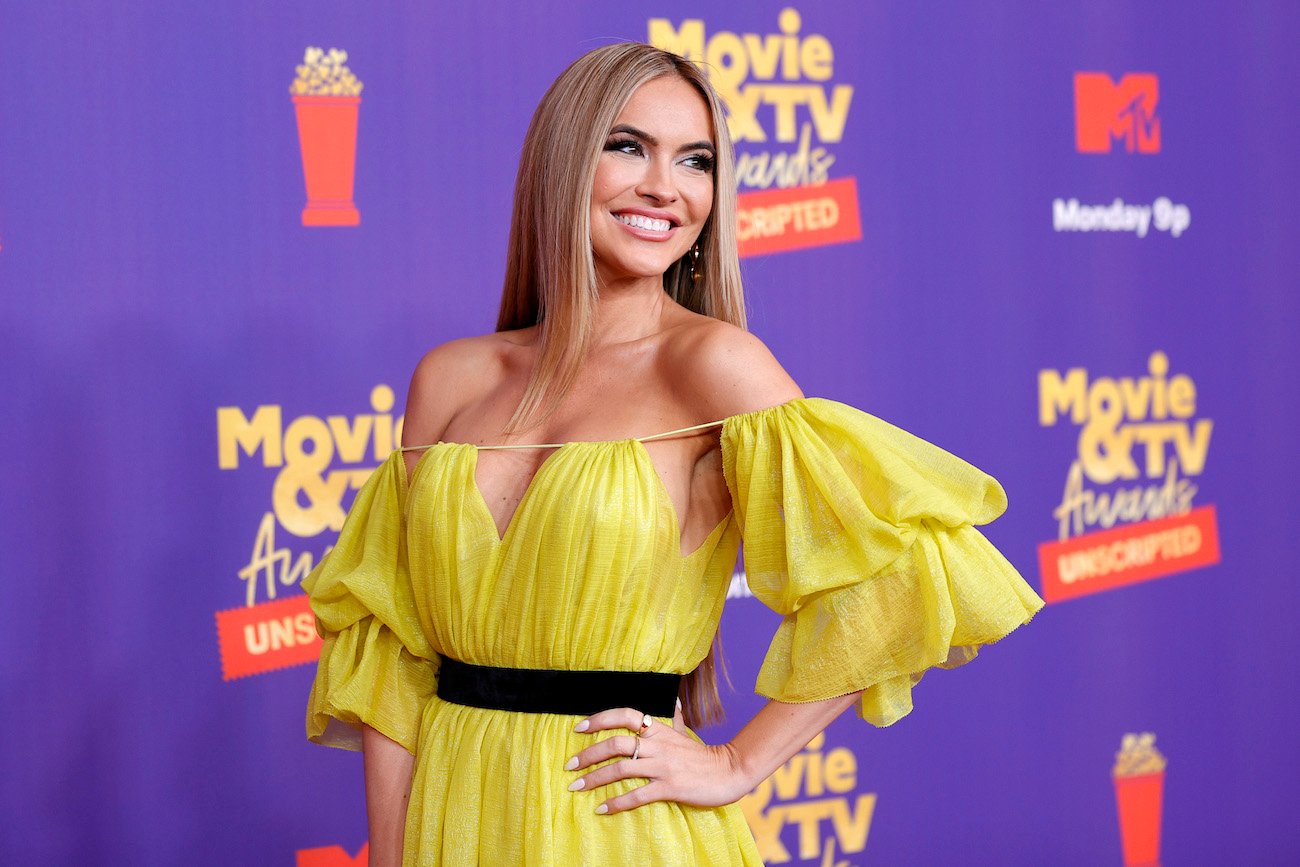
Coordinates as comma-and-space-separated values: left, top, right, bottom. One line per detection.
631, 738, 641, 760
639, 713, 653, 734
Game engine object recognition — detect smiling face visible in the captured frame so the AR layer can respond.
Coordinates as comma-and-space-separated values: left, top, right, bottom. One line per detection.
589, 75, 716, 288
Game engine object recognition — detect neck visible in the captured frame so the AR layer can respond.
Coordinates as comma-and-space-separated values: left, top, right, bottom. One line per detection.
590, 272, 670, 347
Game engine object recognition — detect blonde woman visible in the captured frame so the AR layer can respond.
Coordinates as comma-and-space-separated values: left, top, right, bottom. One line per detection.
303, 42, 1044, 865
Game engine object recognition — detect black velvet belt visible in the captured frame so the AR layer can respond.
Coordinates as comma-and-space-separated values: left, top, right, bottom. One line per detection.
436, 654, 681, 718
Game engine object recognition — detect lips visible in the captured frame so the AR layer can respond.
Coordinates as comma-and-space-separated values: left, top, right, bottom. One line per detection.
615, 213, 672, 232
609, 208, 682, 242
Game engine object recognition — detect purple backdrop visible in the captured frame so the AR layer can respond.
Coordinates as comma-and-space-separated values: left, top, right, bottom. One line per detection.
3, 1, 1298, 864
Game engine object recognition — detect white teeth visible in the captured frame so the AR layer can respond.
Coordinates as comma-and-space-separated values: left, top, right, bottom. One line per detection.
616, 213, 671, 232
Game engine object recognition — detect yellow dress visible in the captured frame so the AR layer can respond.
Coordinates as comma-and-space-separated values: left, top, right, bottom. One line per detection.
303, 397, 1045, 865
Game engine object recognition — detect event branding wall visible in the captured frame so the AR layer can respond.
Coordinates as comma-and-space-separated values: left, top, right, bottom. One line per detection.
3, 2, 1297, 865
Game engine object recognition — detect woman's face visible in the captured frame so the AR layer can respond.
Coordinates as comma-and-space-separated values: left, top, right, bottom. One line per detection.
589, 75, 716, 287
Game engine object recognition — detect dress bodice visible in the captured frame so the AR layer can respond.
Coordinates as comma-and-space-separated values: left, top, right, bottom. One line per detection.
401, 437, 741, 675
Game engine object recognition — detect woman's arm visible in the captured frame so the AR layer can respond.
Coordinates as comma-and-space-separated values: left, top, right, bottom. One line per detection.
362, 725, 416, 866
724, 691, 863, 797
361, 344, 454, 861
566, 691, 862, 814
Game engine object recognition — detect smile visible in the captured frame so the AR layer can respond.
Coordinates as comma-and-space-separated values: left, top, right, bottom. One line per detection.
614, 213, 673, 233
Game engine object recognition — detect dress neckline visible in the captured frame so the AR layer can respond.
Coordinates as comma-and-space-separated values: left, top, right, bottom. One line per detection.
397, 395, 808, 452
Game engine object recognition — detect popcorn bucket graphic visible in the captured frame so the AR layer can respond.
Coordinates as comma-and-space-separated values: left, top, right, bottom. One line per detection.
292, 95, 361, 226
289, 48, 363, 226
1112, 733, 1167, 866
1114, 770, 1164, 865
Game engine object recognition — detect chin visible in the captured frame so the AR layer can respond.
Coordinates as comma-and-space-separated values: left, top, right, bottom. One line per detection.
599, 256, 681, 282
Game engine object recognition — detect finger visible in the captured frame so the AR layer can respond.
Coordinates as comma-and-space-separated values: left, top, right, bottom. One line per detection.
575, 707, 649, 734
568, 735, 638, 771
597, 781, 664, 815
571, 757, 650, 793
672, 698, 685, 733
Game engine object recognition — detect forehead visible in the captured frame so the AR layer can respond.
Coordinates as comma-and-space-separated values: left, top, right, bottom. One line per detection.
613, 76, 714, 143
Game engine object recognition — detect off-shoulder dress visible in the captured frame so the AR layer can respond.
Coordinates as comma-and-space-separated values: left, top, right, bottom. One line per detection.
303, 397, 1045, 865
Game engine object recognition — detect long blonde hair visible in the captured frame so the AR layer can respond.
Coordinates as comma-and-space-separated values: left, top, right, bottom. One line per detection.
495, 43, 744, 727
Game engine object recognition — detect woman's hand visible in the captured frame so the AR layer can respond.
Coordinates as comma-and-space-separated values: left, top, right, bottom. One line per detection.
565, 706, 755, 815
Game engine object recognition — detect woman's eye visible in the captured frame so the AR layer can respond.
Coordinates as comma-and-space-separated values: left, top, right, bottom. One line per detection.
683, 154, 716, 173
605, 138, 643, 156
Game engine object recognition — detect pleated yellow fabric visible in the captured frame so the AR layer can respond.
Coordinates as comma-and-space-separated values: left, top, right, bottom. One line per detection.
303, 454, 437, 754
303, 396, 1044, 865
722, 398, 1045, 727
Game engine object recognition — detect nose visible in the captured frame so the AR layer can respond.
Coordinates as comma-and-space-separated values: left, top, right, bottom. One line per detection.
635, 156, 678, 204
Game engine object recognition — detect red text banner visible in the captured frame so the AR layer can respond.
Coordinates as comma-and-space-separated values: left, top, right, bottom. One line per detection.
1038, 505, 1221, 604
215, 594, 321, 680
737, 177, 862, 258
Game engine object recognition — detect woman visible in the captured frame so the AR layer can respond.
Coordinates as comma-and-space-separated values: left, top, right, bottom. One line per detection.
303, 42, 1044, 865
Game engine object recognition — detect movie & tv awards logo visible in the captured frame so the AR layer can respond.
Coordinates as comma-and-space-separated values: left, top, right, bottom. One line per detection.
1036, 351, 1221, 603
1054, 71, 1191, 239
649, 7, 863, 258
738, 731, 875, 866
213, 385, 400, 680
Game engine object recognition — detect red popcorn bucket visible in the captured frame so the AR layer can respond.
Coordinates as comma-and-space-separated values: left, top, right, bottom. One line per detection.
292, 94, 361, 226
1113, 770, 1164, 865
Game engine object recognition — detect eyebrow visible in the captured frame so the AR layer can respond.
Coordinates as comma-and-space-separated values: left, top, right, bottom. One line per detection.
609, 124, 715, 155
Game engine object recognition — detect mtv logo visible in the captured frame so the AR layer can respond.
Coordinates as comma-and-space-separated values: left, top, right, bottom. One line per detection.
297, 844, 368, 867
1074, 72, 1161, 153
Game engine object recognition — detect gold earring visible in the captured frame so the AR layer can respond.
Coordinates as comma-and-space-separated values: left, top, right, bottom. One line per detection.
689, 244, 702, 281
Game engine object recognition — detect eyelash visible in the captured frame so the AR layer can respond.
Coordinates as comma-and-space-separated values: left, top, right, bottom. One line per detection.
604, 138, 715, 173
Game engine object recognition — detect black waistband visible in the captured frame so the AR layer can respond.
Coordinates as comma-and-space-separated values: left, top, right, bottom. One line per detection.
436, 655, 681, 718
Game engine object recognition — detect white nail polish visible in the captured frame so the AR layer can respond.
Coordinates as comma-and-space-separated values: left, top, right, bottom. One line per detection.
595, 804, 608, 814
568, 779, 585, 791
564, 756, 579, 771
574, 720, 589, 732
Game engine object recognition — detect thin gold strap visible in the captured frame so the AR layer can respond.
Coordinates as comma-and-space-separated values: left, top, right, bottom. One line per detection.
398, 441, 571, 451
634, 418, 726, 442
467, 441, 568, 450
395, 416, 728, 452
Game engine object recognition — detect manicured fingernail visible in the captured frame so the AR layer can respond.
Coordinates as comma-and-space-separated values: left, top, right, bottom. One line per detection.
564, 756, 579, 771
574, 720, 589, 732
568, 778, 585, 791
595, 803, 608, 815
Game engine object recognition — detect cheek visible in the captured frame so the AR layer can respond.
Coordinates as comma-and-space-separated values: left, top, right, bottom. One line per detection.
592, 157, 638, 206
686, 178, 715, 222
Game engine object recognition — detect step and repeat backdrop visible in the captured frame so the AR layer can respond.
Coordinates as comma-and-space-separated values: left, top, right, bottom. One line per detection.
3, 2, 1297, 865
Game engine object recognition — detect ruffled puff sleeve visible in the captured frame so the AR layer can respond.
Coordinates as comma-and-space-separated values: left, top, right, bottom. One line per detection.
301, 450, 437, 754
722, 398, 1045, 727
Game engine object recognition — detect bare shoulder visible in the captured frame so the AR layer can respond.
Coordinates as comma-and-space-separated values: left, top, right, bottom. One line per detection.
402, 331, 524, 448
665, 317, 804, 420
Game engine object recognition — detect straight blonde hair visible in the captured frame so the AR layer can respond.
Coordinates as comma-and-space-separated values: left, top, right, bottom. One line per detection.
495, 43, 744, 727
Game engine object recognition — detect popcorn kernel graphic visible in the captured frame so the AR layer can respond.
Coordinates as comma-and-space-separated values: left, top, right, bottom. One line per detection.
290, 47, 364, 97
1113, 732, 1168, 778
